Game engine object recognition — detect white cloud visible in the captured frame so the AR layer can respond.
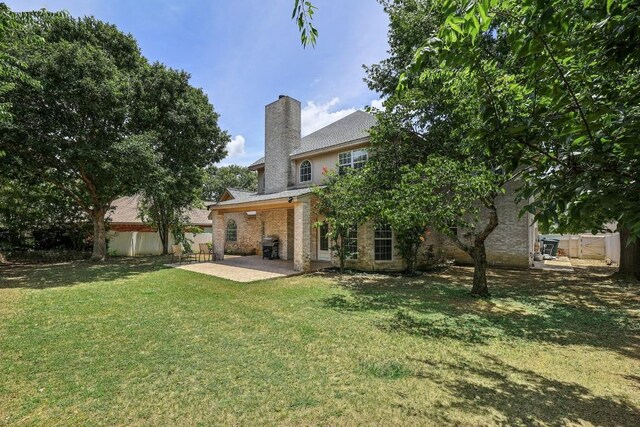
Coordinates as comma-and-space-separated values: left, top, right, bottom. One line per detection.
216, 134, 256, 167
226, 134, 246, 158
301, 98, 357, 136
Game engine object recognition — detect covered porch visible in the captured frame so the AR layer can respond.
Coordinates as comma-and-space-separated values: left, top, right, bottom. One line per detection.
208, 189, 326, 272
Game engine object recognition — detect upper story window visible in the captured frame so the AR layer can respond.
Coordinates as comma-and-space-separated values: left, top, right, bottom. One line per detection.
299, 160, 312, 183
338, 149, 368, 174
226, 220, 237, 242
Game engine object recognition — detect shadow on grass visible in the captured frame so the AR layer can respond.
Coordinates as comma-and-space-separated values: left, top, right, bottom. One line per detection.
0, 256, 170, 290
323, 266, 640, 359
408, 355, 640, 426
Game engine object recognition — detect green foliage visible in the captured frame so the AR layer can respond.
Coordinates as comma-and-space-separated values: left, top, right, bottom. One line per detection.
0, 173, 90, 250
292, 0, 318, 47
0, 5, 57, 127
0, 7, 228, 260
132, 63, 228, 254
384, 158, 501, 273
361, 1, 519, 293
404, 0, 640, 242
312, 170, 369, 272
0, 12, 155, 259
202, 165, 257, 202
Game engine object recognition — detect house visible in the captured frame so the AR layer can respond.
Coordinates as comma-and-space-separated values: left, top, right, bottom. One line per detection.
208, 95, 537, 271
108, 195, 212, 256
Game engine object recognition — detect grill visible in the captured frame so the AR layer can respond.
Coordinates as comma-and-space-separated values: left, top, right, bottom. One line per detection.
262, 236, 280, 260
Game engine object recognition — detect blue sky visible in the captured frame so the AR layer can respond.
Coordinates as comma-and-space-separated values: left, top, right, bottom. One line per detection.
6, 0, 389, 166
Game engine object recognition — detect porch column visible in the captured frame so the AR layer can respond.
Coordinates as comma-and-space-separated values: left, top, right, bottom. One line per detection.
293, 198, 311, 271
212, 210, 225, 261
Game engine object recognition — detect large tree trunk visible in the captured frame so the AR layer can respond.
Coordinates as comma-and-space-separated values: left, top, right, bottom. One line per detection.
470, 243, 489, 297
159, 224, 170, 255
91, 209, 107, 261
450, 198, 499, 297
618, 227, 640, 280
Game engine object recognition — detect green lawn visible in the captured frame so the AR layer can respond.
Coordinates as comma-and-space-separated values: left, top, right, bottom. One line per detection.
1, 258, 639, 426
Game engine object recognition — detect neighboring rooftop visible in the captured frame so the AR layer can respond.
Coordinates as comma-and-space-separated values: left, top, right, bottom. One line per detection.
108, 195, 211, 225
248, 110, 375, 168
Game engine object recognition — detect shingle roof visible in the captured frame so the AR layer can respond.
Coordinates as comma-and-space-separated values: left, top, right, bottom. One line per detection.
292, 110, 375, 156
211, 187, 313, 208
249, 157, 265, 168
108, 195, 211, 226
247, 110, 376, 167
227, 188, 255, 199
107, 195, 142, 223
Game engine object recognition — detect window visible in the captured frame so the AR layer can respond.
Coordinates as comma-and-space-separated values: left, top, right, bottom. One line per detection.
319, 223, 329, 251
299, 160, 312, 183
338, 149, 368, 174
226, 220, 237, 242
374, 223, 393, 261
344, 224, 358, 260
352, 149, 368, 169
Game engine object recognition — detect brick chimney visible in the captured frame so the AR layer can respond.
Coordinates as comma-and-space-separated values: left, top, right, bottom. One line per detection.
264, 95, 301, 193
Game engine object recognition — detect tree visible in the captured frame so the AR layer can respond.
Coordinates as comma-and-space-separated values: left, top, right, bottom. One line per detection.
405, 0, 640, 279
0, 5, 44, 127
0, 171, 90, 250
132, 63, 228, 254
1, 13, 157, 260
312, 170, 368, 273
361, 0, 527, 296
202, 165, 257, 202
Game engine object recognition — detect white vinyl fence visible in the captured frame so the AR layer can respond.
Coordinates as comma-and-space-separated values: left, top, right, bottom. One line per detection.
549, 233, 620, 263
108, 231, 212, 256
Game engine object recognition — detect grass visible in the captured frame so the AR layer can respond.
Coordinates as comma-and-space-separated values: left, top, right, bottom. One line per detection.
1, 257, 639, 426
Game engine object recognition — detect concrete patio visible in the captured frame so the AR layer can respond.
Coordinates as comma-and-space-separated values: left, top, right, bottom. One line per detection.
167, 255, 331, 282
532, 256, 575, 272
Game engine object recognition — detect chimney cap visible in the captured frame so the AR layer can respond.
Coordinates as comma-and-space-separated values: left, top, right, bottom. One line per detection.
278, 94, 286, 99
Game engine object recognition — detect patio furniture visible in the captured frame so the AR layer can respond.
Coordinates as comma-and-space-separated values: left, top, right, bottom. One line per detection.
198, 243, 215, 262
171, 244, 197, 265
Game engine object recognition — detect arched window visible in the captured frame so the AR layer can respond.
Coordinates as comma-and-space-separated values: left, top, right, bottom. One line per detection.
299, 160, 312, 183
226, 220, 237, 242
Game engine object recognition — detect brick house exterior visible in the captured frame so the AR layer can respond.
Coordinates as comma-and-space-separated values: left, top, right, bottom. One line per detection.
209, 95, 536, 271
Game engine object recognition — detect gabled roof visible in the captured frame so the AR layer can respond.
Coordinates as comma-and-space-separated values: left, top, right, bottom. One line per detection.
218, 188, 255, 202
247, 110, 376, 167
249, 157, 265, 169
108, 195, 212, 226
291, 110, 375, 157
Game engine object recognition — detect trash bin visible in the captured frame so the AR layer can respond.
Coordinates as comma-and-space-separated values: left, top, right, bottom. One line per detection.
541, 238, 560, 257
